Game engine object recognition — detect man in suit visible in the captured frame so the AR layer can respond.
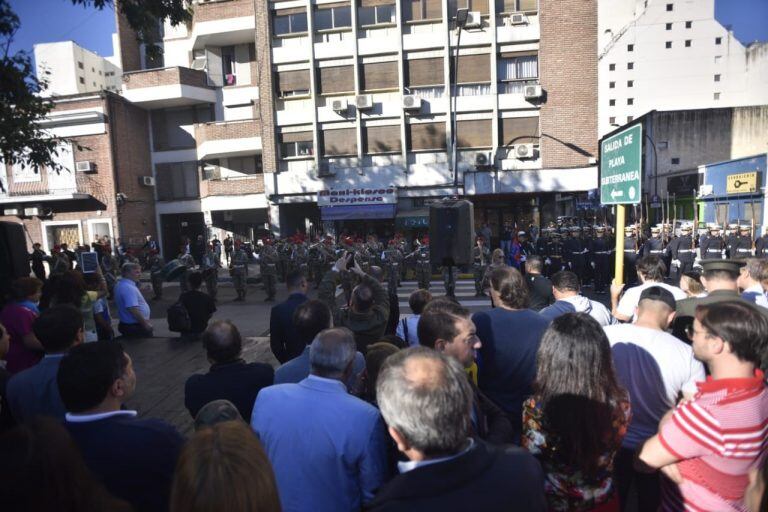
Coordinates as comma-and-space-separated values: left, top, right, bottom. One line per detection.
367, 347, 546, 512
269, 270, 309, 363
58, 342, 184, 512
6, 304, 83, 422
185, 320, 274, 421
252, 327, 388, 512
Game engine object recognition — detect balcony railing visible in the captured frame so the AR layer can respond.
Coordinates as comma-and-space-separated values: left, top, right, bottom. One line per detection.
192, 0, 255, 23
195, 119, 261, 144
200, 174, 265, 197
123, 66, 213, 90
0, 173, 101, 199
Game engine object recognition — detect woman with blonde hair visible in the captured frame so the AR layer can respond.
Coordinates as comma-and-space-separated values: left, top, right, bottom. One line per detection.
171, 421, 281, 512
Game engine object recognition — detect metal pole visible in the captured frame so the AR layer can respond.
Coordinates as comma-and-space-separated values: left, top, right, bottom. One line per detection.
452, 27, 463, 188
614, 204, 625, 285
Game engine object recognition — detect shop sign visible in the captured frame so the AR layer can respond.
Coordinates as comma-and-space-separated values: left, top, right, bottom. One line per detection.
317, 187, 397, 206
599, 124, 642, 205
726, 172, 758, 194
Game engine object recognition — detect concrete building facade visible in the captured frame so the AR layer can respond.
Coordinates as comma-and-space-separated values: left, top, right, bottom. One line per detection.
598, 0, 768, 137
34, 41, 122, 96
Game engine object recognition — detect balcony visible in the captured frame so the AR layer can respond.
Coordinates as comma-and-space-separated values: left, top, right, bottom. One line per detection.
190, 0, 256, 49
200, 174, 265, 198
195, 119, 262, 159
122, 67, 216, 109
0, 172, 102, 204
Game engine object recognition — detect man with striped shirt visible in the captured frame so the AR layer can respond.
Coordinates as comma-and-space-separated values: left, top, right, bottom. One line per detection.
638, 300, 768, 512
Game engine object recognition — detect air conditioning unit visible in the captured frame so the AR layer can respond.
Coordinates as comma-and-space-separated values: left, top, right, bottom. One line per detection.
140, 176, 155, 187
355, 94, 374, 110
402, 95, 422, 111
202, 165, 220, 180
190, 57, 207, 71
524, 85, 543, 99
505, 13, 528, 25
331, 99, 348, 113
464, 11, 482, 28
75, 161, 94, 173
515, 144, 535, 159
475, 152, 490, 167
24, 207, 40, 217
316, 161, 336, 178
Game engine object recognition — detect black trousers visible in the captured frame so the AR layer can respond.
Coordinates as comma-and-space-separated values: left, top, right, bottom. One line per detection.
118, 322, 153, 338
614, 446, 660, 512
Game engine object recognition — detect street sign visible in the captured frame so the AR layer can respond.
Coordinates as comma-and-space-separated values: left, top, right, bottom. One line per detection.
600, 124, 642, 205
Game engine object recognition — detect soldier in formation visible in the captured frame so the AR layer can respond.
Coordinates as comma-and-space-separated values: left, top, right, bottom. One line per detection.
229, 240, 249, 301
201, 244, 220, 301
260, 239, 280, 302
382, 240, 403, 292
147, 250, 165, 300
472, 236, 490, 297
414, 236, 431, 290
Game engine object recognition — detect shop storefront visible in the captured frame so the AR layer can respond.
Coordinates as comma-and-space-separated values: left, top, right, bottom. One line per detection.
318, 186, 398, 238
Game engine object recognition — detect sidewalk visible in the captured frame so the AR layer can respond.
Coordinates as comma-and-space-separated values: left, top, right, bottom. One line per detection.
139, 265, 262, 284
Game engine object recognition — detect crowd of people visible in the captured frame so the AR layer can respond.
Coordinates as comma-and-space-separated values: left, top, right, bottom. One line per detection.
2, 221, 768, 512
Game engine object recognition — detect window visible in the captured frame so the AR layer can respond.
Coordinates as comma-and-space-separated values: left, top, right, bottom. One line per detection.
714, 74, 721, 82
151, 105, 213, 151
609, 116, 616, 124
315, 5, 352, 30
364, 125, 401, 154
273, 10, 308, 35
609, 81, 615, 88
609, 63, 615, 71
277, 69, 310, 97
404, 0, 442, 21
280, 132, 314, 158
685, 40, 691, 47
227, 156, 263, 175
627, 62, 634, 70
78, 61, 83, 69
671, 157, 680, 165
609, 99, 615, 106
98, 70, 102, 76
456, 119, 492, 148
666, 3, 673, 11
666, 23, 672, 30
79, 77, 85, 84
628, 98, 634, 105
360, 61, 399, 91
685, 20, 692, 28
221, 46, 236, 86
627, 116, 634, 122
715, 37, 722, 45
317, 65, 355, 94
714, 55, 722, 63
500, 116, 538, 146
408, 122, 447, 151
627, 80, 634, 87
156, 162, 199, 201
322, 127, 357, 156
498, 54, 538, 81
714, 92, 720, 100
358, 4, 395, 26
91, 67, 95, 72
665, 41, 672, 49
497, 0, 537, 12
627, 44, 634, 52
406, 57, 444, 87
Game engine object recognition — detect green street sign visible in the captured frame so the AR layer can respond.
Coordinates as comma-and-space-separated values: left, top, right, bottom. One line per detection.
600, 124, 642, 205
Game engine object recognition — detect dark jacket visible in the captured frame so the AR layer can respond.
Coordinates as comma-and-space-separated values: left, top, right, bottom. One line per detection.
185, 359, 274, 421
179, 290, 217, 334
365, 441, 546, 512
471, 380, 514, 445
269, 292, 309, 363
526, 273, 554, 311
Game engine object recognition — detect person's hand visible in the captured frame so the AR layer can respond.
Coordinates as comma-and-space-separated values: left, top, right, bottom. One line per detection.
610, 282, 625, 298
660, 463, 683, 485
351, 256, 365, 276
333, 254, 347, 273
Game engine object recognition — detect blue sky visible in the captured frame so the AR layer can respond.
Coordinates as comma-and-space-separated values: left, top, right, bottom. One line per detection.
7, 0, 768, 58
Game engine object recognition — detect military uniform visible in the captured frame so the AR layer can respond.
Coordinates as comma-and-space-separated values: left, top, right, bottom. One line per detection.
292, 242, 309, 276
382, 244, 403, 292
178, 252, 196, 293
563, 229, 588, 283
230, 247, 249, 301
590, 231, 611, 293
443, 265, 458, 298
147, 253, 165, 300
415, 243, 431, 290
755, 233, 768, 258
729, 229, 753, 260
260, 244, 279, 301
700, 230, 726, 260
472, 241, 490, 297
623, 231, 640, 285
201, 249, 220, 300
666, 228, 696, 283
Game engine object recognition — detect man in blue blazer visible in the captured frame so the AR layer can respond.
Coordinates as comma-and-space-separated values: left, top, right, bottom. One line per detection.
6, 304, 83, 422
269, 270, 309, 363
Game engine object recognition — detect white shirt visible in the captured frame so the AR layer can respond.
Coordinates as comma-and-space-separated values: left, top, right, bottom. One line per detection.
616, 281, 687, 320
396, 315, 421, 346
742, 284, 768, 309
65, 410, 137, 423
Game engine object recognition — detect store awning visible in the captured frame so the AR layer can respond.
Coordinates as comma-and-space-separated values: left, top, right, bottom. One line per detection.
395, 208, 429, 229
320, 204, 396, 221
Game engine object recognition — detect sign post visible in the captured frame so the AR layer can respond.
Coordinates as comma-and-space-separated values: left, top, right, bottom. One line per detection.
600, 124, 643, 286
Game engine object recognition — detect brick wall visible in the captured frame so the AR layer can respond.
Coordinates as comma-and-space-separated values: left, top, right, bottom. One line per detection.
115, 8, 141, 73
539, 0, 597, 168
192, 0, 255, 23
200, 174, 265, 197
195, 119, 261, 144
123, 67, 212, 90
255, 0, 278, 175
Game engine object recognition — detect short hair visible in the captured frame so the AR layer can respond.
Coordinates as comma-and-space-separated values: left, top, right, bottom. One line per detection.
309, 328, 356, 379
376, 347, 473, 457
121, 262, 140, 276
636, 255, 666, 282
58, 343, 129, 413
202, 321, 242, 363
194, 400, 243, 431
526, 255, 543, 273
286, 270, 305, 290
187, 271, 203, 290
703, 268, 738, 282
491, 248, 505, 265
171, 421, 280, 512
33, 304, 83, 353
352, 283, 374, 312
551, 271, 580, 292
744, 258, 765, 281
10, 277, 43, 300
489, 266, 529, 309
378, 334, 408, 350
696, 301, 768, 370
417, 301, 470, 349
408, 289, 433, 315
293, 300, 333, 347
364, 342, 400, 399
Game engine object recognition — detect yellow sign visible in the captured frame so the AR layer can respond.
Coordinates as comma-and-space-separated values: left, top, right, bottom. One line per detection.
726, 172, 758, 194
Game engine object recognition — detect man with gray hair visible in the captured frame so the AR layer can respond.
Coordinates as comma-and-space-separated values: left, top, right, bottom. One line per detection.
368, 347, 545, 511
251, 327, 387, 512
114, 262, 152, 337
738, 258, 768, 308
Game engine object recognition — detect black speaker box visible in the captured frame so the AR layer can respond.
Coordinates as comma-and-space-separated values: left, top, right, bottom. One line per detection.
0, 221, 31, 303
429, 199, 474, 266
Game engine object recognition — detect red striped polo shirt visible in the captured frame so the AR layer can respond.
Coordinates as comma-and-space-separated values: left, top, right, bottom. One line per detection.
658, 370, 768, 512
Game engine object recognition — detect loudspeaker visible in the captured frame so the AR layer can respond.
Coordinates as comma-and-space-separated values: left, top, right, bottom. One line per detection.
429, 199, 474, 266
0, 221, 31, 304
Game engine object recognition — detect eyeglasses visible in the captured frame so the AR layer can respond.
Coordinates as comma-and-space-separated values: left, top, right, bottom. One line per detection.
685, 325, 709, 340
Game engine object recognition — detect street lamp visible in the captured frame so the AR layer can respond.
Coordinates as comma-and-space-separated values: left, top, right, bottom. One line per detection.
451, 8, 470, 188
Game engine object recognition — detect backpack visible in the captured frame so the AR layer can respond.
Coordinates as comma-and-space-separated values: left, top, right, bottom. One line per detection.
167, 300, 191, 332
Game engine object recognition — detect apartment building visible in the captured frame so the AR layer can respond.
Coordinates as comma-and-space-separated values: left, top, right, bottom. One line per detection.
34, 41, 122, 96
113, 0, 596, 249
598, 0, 768, 136
0, 92, 156, 252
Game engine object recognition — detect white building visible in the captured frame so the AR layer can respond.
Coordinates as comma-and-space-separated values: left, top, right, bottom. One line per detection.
598, 0, 768, 136
34, 41, 122, 96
